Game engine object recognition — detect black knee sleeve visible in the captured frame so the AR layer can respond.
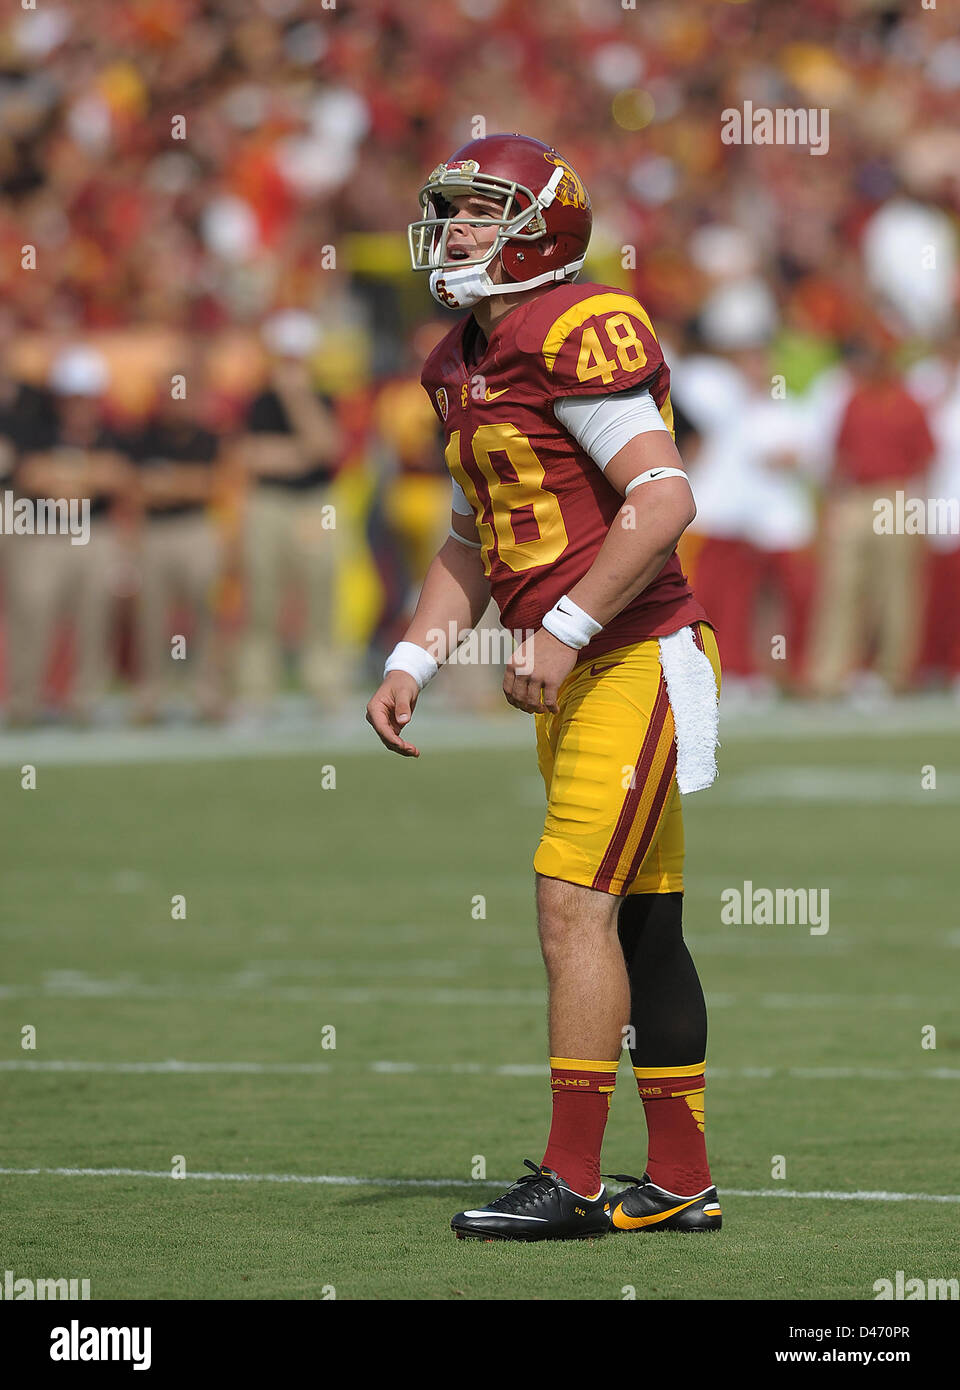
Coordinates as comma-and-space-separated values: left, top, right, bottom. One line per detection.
617, 892, 707, 1067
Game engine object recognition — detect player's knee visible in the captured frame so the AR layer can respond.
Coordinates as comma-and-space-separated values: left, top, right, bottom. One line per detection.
537, 911, 577, 965
536, 877, 620, 955
618, 889, 683, 937
618, 890, 686, 971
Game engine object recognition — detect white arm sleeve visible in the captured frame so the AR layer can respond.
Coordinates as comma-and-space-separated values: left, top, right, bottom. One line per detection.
448, 477, 482, 548
553, 386, 670, 470
448, 524, 481, 549
450, 478, 473, 515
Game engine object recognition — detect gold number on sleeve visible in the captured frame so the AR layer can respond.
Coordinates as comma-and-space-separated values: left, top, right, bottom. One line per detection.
575, 314, 648, 385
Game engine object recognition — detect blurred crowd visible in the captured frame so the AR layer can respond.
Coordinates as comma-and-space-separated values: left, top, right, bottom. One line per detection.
1, 0, 959, 725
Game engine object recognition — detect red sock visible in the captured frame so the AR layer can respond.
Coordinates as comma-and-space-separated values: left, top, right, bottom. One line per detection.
635, 1063, 711, 1194
541, 1057, 619, 1197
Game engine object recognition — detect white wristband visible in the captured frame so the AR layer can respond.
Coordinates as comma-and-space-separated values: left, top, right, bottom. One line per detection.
541, 594, 603, 650
384, 640, 439, 691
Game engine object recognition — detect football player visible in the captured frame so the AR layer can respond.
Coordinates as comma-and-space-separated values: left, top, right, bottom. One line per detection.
366, 134, 722, 1240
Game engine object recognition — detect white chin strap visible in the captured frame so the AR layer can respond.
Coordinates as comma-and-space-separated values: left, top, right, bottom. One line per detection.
429, 256, 585, 310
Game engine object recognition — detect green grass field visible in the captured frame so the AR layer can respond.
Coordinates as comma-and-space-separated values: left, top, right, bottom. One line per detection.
1, 715, 958, 1300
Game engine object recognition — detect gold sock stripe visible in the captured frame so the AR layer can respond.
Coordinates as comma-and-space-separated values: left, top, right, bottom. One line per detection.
551, 1056, 621, 1072
632, 1062, 706, 1079
674, 1087, 706, 1097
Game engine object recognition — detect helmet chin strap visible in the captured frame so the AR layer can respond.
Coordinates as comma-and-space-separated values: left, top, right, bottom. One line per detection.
429, 256, 586, 310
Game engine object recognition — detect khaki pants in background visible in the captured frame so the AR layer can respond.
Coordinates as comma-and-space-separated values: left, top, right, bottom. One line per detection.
808, 485, 925, 695
137, 513, 223, 716
237, 483, 348, 708
3, 523, 121, 722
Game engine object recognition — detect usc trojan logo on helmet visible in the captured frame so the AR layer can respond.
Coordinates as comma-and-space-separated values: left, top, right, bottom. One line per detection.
542, 152, 589, 211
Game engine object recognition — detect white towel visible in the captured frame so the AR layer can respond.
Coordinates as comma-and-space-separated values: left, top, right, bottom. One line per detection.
657, 626, 720, 794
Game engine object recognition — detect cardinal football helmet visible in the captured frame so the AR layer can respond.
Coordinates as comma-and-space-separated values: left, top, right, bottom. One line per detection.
408, 133, 592, 309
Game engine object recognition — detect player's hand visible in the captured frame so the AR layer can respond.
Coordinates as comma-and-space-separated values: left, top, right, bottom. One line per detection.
365, 673, 422, 757
503, 628, 577, 715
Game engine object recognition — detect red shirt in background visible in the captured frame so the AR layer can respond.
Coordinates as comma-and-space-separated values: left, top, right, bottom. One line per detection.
834, 381, 934, 486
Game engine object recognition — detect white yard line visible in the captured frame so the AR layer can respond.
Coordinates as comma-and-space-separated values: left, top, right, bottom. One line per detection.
0, 1164, 955, 1203
0, 981, 952, 1009
1, 1059, 957, 1080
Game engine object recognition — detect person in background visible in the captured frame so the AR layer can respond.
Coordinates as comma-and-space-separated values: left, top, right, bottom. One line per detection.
236, 311, 346, 713
0, 314, 56, 493
674, 341, 819, 699
5, 346, 133, 725
129, 372, 226, 723
909, 329, 960, 695
808, 339, 935, 698
670, 348, 765, 697
374, 329, 451, 608
736, 346, 818, 695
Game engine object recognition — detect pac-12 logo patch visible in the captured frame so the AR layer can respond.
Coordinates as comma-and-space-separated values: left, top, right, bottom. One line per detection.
435, 387, 449, 420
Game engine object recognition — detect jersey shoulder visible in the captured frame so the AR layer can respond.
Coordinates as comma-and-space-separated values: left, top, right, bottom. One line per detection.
515, 280, 666, 401
420, 317, 469, 420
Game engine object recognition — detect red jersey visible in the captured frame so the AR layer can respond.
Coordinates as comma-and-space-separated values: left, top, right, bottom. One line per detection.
420, 281, 707, 664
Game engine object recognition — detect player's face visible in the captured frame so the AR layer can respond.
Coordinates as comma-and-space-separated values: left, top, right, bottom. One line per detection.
445, 193, 507, 265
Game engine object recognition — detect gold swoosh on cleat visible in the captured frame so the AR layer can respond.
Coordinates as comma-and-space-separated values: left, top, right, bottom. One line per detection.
612, 1196, 703, 1230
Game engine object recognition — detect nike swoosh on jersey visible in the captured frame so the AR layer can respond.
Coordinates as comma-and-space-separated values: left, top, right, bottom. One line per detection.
484, 386, 509, 400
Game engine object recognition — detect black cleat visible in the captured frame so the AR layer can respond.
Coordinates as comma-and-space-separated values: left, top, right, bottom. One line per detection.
451, 1160, 611, 1242
606, 1170, 722, 1232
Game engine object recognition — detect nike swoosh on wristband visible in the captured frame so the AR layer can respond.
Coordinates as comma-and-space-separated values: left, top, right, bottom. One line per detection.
461, 1211, 548, 1221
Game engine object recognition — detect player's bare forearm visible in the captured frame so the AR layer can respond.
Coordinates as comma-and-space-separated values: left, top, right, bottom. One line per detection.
366, 534, 488, 758
401, 534, 490, 664
566, 434, 696, 626
565, 480, 694, 624
503, 435, 696, 716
